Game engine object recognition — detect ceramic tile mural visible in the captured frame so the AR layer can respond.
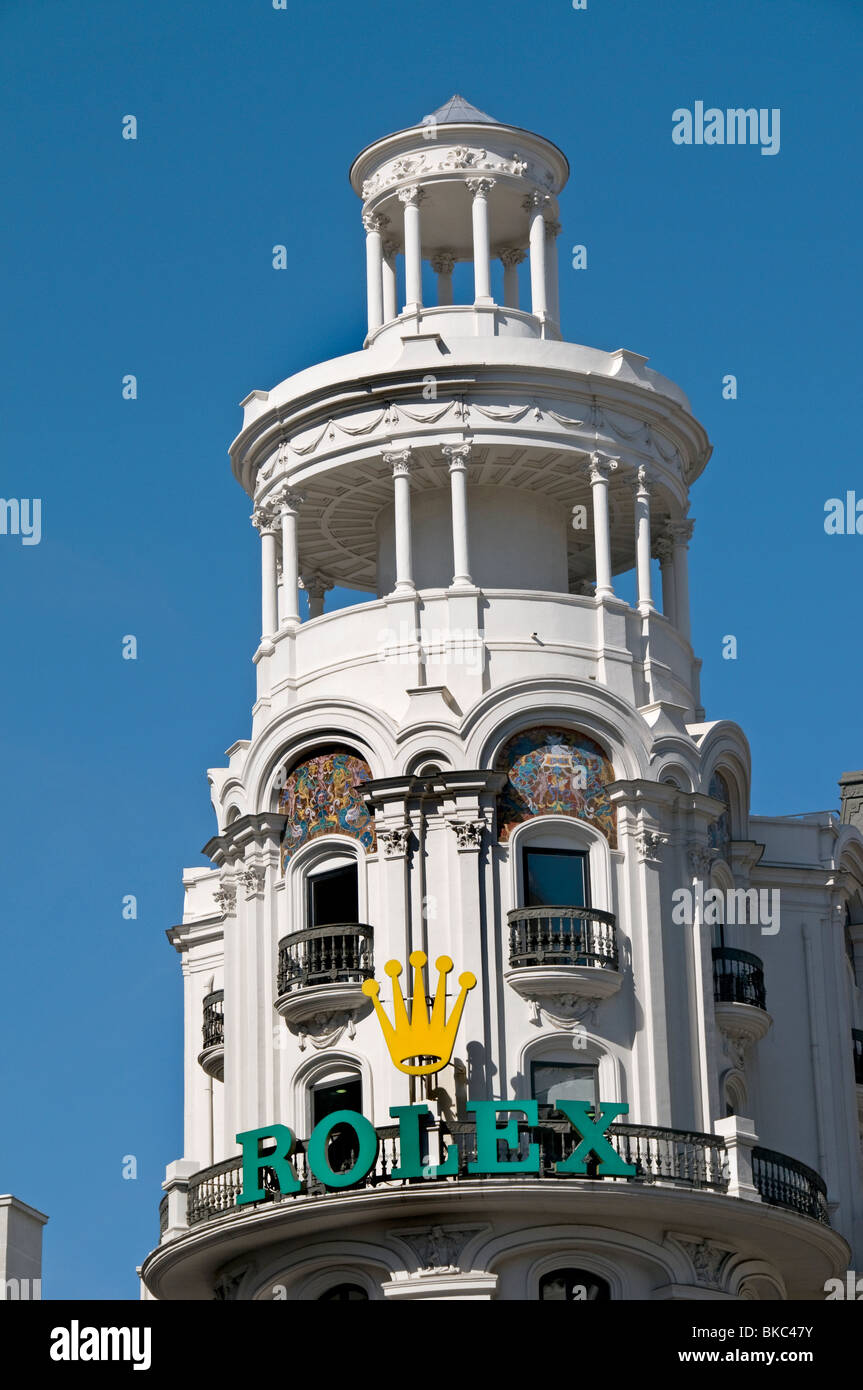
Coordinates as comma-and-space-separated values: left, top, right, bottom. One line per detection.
708, 771, 732, 858
496, 726, 617, 846
279, 749, 377, 864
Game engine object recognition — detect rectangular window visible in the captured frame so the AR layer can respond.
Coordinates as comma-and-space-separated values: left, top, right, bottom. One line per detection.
531, 1061, 597, 1111
308, 864, 359, 927
522, 847, 588, 908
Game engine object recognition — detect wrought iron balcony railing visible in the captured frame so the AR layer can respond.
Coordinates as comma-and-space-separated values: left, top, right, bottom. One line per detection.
712, 947, 766, 1010
202, 990, 224, 1051
853, 1029, 863, 1085
751, 1147, 829, 1224
277, 924, 374, 995
507, 906, 618, 970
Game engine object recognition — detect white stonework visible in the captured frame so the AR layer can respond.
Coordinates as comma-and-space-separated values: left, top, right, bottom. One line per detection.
139, 97, 863, 1303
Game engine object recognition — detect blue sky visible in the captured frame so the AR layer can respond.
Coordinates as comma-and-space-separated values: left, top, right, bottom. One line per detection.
0, 0, 859, 1298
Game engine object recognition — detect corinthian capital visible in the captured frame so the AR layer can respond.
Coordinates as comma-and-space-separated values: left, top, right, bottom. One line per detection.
466, 177, 495, 198
499, 247, 527, 268
430, 251, 456, 275
668, 518, 695, 544
545, 219, 562, 238
251, 502, 280, 534
362, 211, 390, 235
588, 451, 619, 485
276, 488, 305, 515
652, 534, 675, 564
522, 190, 550, 212
442, 444, 471, 472
398, 184, 426, 207
383, 447, 412, 477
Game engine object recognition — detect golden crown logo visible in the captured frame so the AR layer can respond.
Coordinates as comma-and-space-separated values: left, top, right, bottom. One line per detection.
362, 951, 476, 1075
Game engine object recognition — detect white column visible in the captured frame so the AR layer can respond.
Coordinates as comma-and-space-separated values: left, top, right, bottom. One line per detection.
385, 448, 415, 592
278, 490, 304, 627
382, 243, 398, 321
363, 212, 387, 335
669, 518, 694, 642
545, 218, 561, 327
399, 186, 425, 310
635, 467, 655, 615
500, 248, 525, 308
587, 452, 617, 600
523, 191, 549, 317
431, 251, 455, 306
467, 178, 495, 302
442, 444, 472, 588
654, 534, 676, 625
300, 573, 333, 619
252, 503, 279, 641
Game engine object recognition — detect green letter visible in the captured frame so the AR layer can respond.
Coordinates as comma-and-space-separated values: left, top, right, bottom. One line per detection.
307, 1110, 379, 1189
390, 1105, 458, 1177
467, 1101, 540, 1173
235, 1124, 301, 1205
555, 1101, 636, 1175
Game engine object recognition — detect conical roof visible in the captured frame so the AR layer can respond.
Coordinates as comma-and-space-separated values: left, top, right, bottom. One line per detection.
422, 94, 500, 126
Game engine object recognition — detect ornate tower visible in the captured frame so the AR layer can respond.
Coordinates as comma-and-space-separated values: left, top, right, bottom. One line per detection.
141, 98, 862, 1302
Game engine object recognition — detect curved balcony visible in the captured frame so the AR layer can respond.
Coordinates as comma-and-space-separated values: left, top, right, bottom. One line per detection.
712, 946, 771, 1045
197, 990, 224, 1081
752, 1147, 829, 1225
505, 906, 622, 1006
275, 924, 374, 1028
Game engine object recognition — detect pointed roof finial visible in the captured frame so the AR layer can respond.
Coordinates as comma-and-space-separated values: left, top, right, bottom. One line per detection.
422, 94, 500, 126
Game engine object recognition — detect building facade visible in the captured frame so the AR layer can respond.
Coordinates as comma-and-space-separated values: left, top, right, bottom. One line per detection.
140, 98, 863, 1302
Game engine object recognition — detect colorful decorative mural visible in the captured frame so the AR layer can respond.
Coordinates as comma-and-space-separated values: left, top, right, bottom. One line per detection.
496, 726, 617, 847
279, 750, 377, 865
708, 771, 732, 858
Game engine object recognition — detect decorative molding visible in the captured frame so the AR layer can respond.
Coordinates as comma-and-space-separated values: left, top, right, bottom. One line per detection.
447, 818, 485, 851
687, 845, 715, 878
214, 883, 237, 915
677, 1238, 729, 1290
637, 828, 669, 864
239, 865, 266, 899
295, 1011, 358, 1051
530, 995, 599, 1030
465, 176, 495, 198
378, 826, 413, 858
397, 1224, 483, 1274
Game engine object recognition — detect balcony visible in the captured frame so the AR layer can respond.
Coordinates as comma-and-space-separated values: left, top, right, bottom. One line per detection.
275, 924, 374, 1028
505, 906, 622, 1007
712, 947, 771, 1046
853, 1029, 863, 1086
197, 990, 224, 1081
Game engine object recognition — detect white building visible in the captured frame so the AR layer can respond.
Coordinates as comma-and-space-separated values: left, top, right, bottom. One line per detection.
140, 98, 863, 1303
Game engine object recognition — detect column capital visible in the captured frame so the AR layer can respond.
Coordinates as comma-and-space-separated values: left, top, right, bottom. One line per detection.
384, 447, 412, 477
465, 176, 495, 198
636, 465, 651, 496
652, 533, 675, 563
382, 239, 399, 260
362, 210, 389, 235
522, 189, 550, 212
499, 246, 527, 268
299, 573, 334, 597
430, 250, 456, 275
275, 487, 305, 515
588, 451, 619, 484
545, 219, 562, 238
442, 443, 471, 473
668, 517, 696, 544
251, 502, 280, 534
398, 184, 427, 206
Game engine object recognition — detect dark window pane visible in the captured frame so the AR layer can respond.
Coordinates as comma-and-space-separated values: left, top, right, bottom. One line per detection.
312, 1078, 363, 1174
531, 1062, 597, 1109
523, 849, 587, 907
318, 1283, 369, 1301
539, 1268, 610, 1301
309, 864, 358, 926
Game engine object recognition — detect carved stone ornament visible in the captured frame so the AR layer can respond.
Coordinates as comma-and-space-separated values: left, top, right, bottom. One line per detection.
687, 845, 715, 878
448, 818, 485, 850
719, 1027, 750, 1072
678, 1238, 729, 1290
379, 826, 413, 858
529, 996, 598, 1030
296, 1011, 357, 1051
239, 865, 266, 898
214, 884, 237, 915
398, 1224, 481, 1274
637, 828, 669, 864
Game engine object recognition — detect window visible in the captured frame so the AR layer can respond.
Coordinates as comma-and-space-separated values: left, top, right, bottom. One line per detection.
317, 1283, 369, 1301
308, 862, 359, 927
539, 1268, 611, 1301
312, 1076, 362, 1174
531, 1061, 597, 1113
523, 847, 588, 907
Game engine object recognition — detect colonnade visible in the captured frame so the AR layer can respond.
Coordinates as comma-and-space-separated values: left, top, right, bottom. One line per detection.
251, 451, 694, 645
362, 182, 562, 334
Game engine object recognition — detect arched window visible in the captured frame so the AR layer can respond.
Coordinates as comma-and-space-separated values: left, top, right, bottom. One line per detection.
708, 771, 732, 858
317, 1283, 369, 1301
311, 1071, 363, 1175
538, 1268, 611, 1301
